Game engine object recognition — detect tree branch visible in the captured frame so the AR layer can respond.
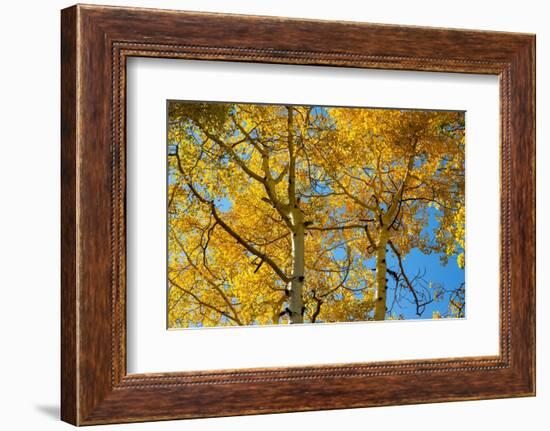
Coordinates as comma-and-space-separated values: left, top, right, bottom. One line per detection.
169, 278, 242, 325
388, 240, 429, 316
185, 180, 291, 283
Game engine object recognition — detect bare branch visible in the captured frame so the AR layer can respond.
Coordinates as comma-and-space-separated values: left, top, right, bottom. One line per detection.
169, 278, 242, 325
186, 181, 291, 283
307, 223, 366, 232
388, 240, 431, 316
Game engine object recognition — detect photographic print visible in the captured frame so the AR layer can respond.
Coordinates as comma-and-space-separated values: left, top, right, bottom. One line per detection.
167, 101, 465, 328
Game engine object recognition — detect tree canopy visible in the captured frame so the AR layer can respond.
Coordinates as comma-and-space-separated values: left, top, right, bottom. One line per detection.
167, 102, 465, 328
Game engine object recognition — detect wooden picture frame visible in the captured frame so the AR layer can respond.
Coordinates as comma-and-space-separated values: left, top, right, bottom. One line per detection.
61, 4, 535, 425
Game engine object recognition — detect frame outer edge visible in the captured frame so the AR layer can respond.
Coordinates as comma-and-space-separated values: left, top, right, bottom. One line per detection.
504, 34, 536, 396
61, 5, 79, 426
522, 34, 536, 395
531, 34, 536, 396
527, 35, 536, 396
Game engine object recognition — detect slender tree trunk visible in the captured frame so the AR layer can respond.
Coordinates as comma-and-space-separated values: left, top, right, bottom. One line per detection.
285, 106, 305, 324
372, 162, 411, 321
288, 208, 305, 323
374, 228, 390, 321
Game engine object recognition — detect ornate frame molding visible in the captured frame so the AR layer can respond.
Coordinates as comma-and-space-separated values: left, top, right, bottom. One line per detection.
61, 5, 535, 425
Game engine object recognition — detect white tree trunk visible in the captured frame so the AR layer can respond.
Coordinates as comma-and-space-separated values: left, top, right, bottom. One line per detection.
284, 106, 305, 324
374, 228, 389, 321
288, 208, 305, 323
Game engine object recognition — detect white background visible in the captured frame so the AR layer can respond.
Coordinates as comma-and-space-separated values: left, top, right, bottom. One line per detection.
0, 0, 547, 430
127, 59, 499, 373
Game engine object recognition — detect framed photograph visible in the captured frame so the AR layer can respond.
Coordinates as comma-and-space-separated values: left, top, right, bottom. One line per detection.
61, 4, 535, 425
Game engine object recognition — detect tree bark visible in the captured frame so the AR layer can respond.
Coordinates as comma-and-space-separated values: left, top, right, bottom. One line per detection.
374, 228, 389, 321
285, 106, 305, 324
288, 208, 305, 323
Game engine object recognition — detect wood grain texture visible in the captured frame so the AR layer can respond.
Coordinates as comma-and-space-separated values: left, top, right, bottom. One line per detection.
60, 5, 78, 425
60, 4, 536, 425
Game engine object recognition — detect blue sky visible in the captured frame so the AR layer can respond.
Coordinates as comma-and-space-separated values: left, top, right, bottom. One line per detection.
386, 248, 464, 320
325, 207, 464, 321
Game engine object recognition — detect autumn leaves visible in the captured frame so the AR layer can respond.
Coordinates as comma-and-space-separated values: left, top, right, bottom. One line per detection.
167, 102, 465, 328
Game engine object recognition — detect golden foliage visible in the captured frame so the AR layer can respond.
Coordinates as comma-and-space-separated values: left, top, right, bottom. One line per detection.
167, 103, 465, 327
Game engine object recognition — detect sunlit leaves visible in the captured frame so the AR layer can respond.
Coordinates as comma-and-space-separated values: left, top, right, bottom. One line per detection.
167, 102, 465, 327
